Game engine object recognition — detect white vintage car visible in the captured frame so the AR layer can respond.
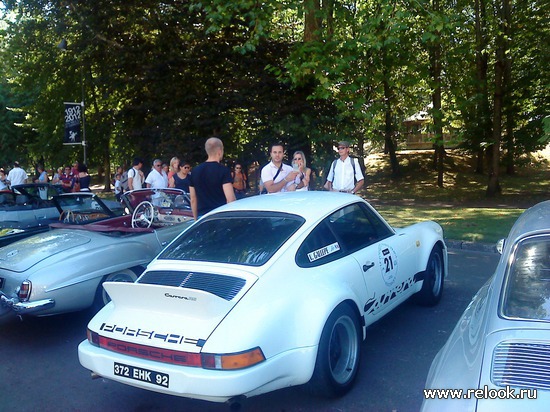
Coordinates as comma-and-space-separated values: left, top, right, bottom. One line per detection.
79, 191, 447, 404
422, 200, 550, 412
0, 188, 193, 317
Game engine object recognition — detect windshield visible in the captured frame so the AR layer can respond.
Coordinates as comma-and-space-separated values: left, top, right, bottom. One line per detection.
159, 212, 305, 266
502, 235, 550, 321
56, 194, 123, 217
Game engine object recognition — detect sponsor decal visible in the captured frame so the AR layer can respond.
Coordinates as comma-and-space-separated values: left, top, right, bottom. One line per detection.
100, 323, 201, 347
307, 242, 341, 262
379, 244, 398, 286
364, 276, 415, 315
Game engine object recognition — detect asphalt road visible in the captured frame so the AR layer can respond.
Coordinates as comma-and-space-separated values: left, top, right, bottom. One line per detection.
0, 249, 499, 412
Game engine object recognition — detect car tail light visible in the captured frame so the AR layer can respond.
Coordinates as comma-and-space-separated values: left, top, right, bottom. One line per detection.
201, 347, 265, 370
17, 281, 32, 301
87, 329, 100, 346
94, 332, 265, 370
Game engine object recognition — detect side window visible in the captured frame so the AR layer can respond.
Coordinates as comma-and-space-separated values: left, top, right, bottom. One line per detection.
296, 221, 344, 267
328, 203, 392, 252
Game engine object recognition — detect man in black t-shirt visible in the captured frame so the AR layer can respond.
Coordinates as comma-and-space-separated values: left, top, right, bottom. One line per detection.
189, 137, 236, 219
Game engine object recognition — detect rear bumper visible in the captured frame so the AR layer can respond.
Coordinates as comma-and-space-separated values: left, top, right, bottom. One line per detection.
0, 292, 55, 315
78, 339, 317, 403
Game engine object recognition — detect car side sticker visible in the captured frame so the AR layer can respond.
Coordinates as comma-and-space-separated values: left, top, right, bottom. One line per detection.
307, 242, 340, 262
379, 244, 398, 286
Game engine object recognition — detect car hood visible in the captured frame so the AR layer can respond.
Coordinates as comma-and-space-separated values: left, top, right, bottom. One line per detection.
0, 230, 91, 273
89, 263, 258, 353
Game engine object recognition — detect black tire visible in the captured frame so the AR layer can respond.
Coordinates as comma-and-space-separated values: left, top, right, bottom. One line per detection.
415, 245, 444, 306
310, 303, 361, 397
91, 269, 138, 312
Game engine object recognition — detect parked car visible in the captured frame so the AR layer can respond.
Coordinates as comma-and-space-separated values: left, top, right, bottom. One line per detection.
0, 188, 193, 317
0, 184, 65, 245
422, 200, 550, 411
0, 184, 123, 247
79, 191, 447, 404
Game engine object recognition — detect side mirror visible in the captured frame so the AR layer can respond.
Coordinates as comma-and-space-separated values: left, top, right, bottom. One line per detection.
496, 238, 506, 255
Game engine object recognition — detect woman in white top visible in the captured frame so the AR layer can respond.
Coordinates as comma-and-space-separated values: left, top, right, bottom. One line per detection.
291, 151, 311, 191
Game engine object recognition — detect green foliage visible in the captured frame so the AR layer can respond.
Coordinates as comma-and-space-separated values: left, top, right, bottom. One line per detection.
0, 0, 547, 189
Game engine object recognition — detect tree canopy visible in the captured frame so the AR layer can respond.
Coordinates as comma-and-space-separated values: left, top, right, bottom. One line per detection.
0, 0, 548, 193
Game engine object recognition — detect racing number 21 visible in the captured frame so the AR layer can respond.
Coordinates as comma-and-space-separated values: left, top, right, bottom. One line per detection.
382, 248, 394, 273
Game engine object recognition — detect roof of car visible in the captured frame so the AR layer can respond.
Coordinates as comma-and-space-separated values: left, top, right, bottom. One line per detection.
207, 191, 364, 221
507, 200, 550, 243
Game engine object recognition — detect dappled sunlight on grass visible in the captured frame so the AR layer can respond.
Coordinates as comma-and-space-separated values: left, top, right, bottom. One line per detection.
378, 206, 524, 243
363, 149, 549, 242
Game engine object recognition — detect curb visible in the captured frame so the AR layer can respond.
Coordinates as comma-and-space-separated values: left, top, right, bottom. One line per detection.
445, 239, 498, 254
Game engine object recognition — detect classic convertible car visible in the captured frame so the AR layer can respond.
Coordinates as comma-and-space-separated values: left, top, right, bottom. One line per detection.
0, 184, 64, 246
0, 188, 193, 317
79, 191, 447, 403
422, 200, 550, 411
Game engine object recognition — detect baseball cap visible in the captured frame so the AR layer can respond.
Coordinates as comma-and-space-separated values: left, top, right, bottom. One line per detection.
337, 141, 350, 148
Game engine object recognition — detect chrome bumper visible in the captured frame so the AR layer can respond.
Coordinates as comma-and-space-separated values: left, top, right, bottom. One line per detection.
0, 292, 55, 315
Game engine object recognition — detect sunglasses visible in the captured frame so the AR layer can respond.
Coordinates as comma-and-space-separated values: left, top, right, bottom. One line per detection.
183, 166, 190, 169
235, 167, 242, 169
338, 146, 348, 150
154, 164, 162, 167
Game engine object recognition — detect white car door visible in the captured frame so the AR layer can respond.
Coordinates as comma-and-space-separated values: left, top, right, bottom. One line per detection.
325, 203, 416, 325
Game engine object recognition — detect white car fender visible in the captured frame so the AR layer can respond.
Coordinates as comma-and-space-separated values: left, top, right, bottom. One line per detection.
201, 261, 365, 362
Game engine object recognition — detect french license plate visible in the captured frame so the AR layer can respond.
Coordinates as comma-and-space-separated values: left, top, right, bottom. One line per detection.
114, 362, 169, 388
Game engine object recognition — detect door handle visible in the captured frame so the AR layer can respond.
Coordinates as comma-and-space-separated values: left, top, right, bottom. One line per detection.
363, 262, 375, 272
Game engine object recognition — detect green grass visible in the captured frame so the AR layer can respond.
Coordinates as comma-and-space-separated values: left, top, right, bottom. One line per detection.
361, 149, 550, 244
377, 206, 524, 243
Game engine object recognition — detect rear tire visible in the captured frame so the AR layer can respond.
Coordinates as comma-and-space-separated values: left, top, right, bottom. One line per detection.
310, 303, 361, 397
92, 269, 138, 312
415, 245, 444, 306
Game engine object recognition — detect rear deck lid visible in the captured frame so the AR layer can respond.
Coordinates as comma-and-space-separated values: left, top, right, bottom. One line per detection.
94, 268, 257, 353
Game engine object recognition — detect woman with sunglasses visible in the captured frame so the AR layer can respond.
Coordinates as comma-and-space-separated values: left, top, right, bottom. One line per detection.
231, 163, 248, 199
291, 151, 311, 191
169, 161, 191, 193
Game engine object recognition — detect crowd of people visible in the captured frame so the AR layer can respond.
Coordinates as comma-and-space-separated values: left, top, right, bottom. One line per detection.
1, 138, 365, 220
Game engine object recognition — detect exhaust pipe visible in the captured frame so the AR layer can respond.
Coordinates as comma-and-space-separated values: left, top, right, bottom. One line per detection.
90, 372, 102, 380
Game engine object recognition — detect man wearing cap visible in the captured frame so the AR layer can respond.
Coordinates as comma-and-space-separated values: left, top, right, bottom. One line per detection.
324, 141, 364, 194
7, 161, 28, 186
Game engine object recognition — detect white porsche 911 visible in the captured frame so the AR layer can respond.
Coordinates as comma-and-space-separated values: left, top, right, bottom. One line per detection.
78, 191, 447, 403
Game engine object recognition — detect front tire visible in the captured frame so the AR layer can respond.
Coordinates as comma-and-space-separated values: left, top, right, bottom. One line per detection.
310, 303, 361, 397
92, 269, 139, 312
415, 245, 444, 306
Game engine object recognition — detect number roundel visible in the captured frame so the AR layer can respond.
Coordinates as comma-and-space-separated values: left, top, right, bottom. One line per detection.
378, 244, 398, 286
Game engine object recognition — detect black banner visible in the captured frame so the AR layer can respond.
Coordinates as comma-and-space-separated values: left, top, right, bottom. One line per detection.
64, 102, 82, 145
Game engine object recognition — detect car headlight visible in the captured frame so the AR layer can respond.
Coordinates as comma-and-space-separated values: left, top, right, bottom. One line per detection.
86, 329, 265, 370
17, 280, 31, 301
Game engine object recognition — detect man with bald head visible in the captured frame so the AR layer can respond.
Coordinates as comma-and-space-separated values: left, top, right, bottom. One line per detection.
189, 137, 236, 220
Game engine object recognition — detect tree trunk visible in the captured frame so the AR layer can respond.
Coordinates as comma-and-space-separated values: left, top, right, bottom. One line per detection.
382, 78, 400, 178
430, 0, 445, 187
474, 0, 491, 175
487, 0, 508, 196
304, 0, 322, 42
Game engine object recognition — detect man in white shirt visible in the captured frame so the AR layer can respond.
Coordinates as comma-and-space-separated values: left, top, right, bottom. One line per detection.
324, 141, 364, 194
261, 143, 300, 193
127, 158, 144, 191
145, 159, 169, 189
7, 161, 28, 186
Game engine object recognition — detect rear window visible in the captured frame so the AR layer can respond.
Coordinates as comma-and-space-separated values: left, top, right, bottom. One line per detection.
159, 211, 305, 266
501, 235, 550, 321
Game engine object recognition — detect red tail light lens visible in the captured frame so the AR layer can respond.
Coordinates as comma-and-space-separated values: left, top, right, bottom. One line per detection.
87, 329, 100, 346
17, 281, 31, 301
